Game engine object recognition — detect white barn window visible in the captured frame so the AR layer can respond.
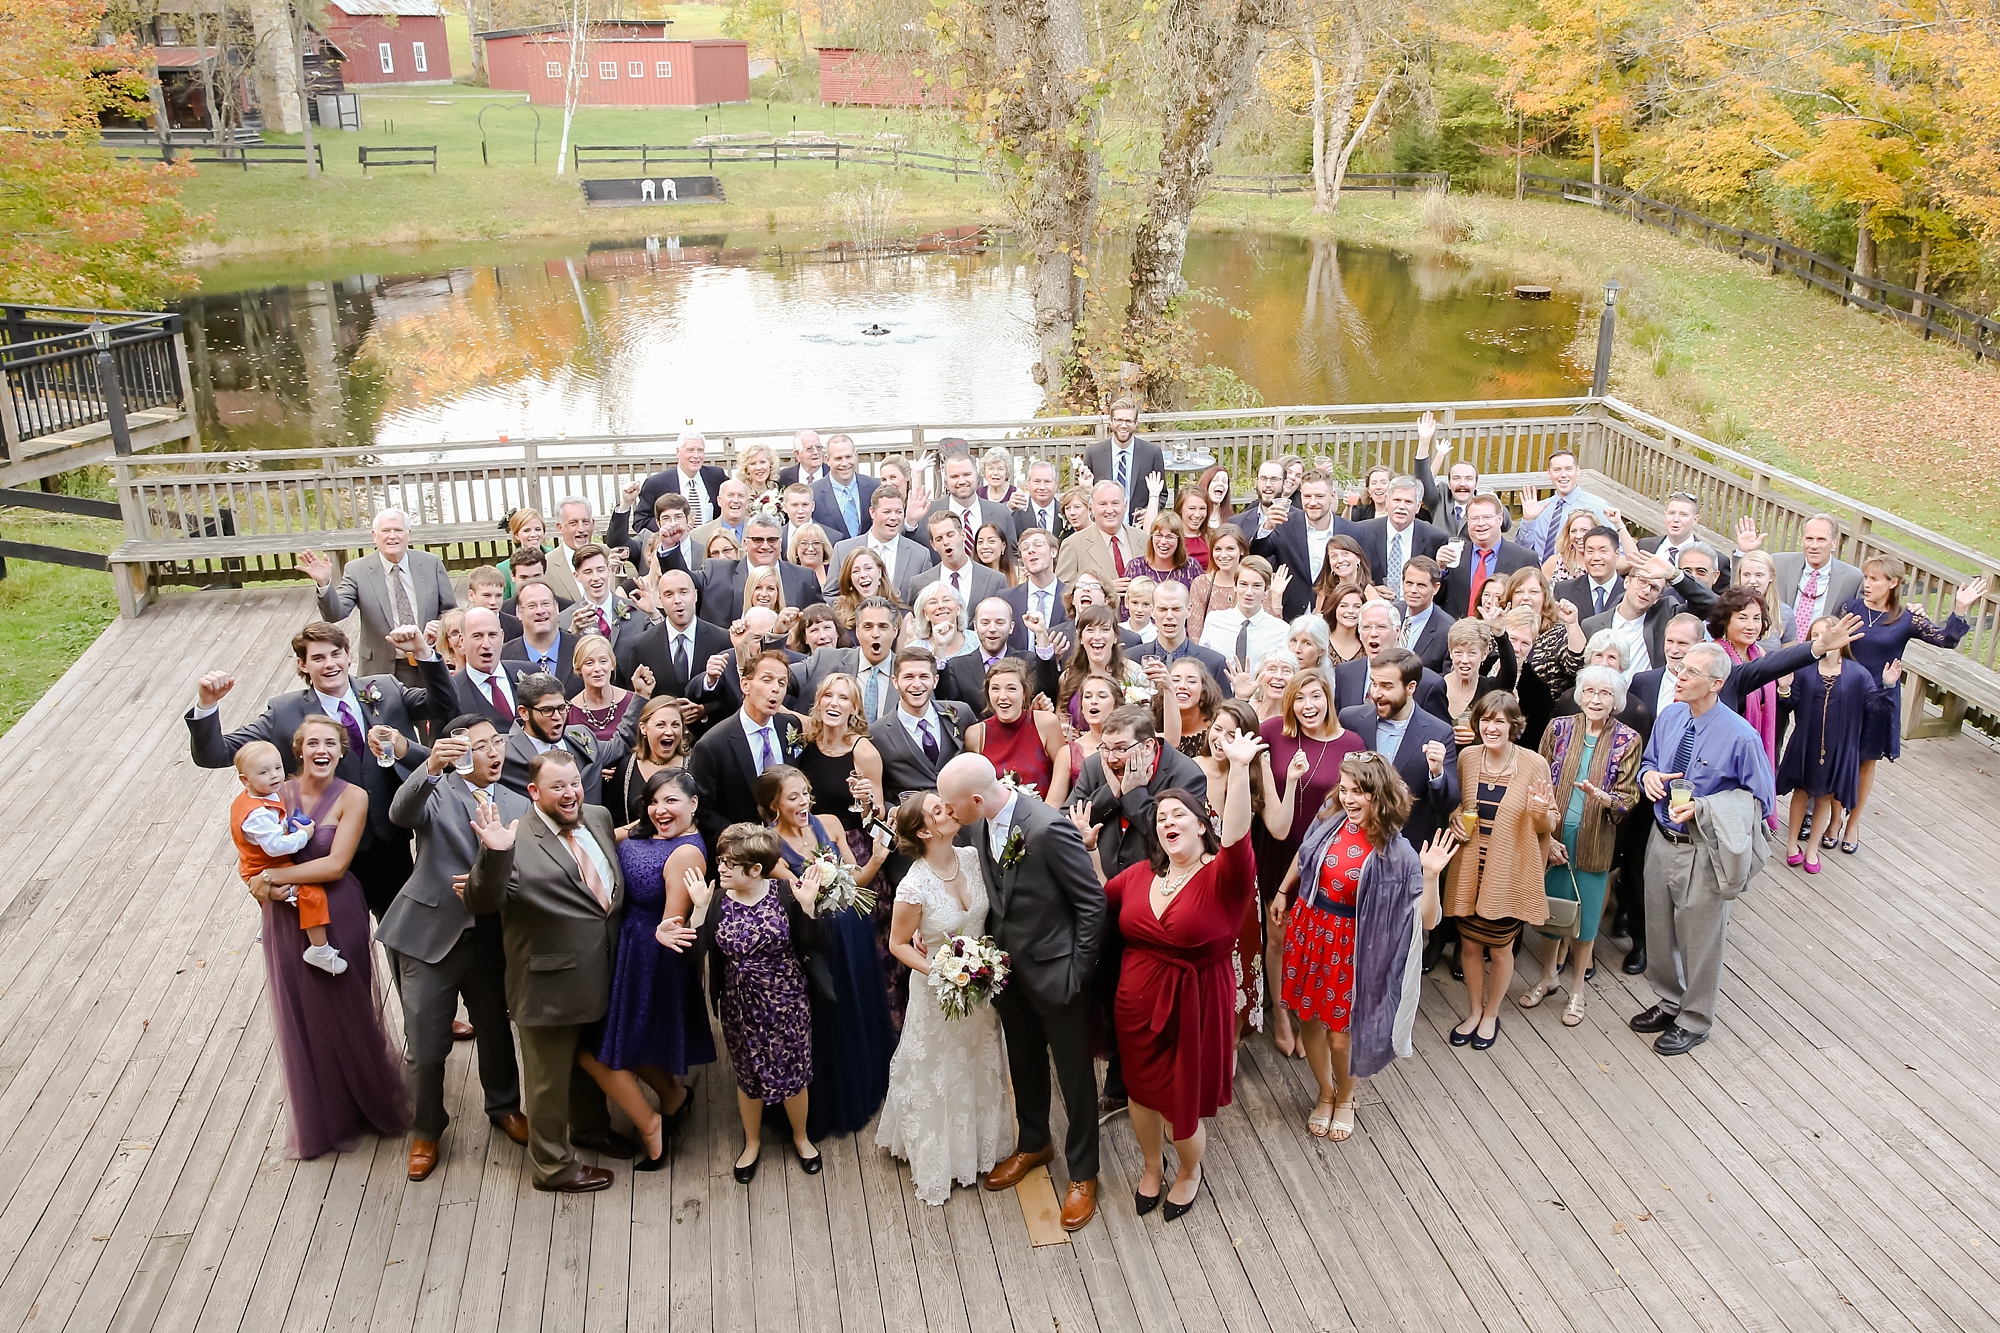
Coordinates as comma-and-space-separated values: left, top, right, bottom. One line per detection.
656, 60, 671, 77
413, 42, 427, 72
599, 60, 617, 78
378, 43, 393, 74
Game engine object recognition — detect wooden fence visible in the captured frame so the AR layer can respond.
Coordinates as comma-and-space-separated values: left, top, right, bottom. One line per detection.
573, 141, 984, 179
1207, 171, 1449, 198
1521, 173, 2000, 362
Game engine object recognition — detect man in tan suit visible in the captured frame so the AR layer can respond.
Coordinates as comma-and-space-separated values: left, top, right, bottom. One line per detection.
1055, 481, 1147, 599
538, 497, 599, 603
462, 748, 634, 1192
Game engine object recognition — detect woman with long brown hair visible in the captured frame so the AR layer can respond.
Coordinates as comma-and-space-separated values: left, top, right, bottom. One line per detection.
1057, 605, 1147, 721
1321, 582, 1368, 665
1311, 537, 1371, 621
831, 547, 907, 639
1173, 486, 1214, 571
609, 694, 690, 828
1188, 526, 1249, 643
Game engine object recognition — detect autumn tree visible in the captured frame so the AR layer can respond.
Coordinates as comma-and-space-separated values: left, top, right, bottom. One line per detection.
0, 0, 196, 308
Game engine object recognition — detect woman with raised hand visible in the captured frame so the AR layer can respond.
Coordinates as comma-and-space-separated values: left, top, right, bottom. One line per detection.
1444, 691, 1556, 1051
1271, 752, 1444, 1140
1776, 616, 1898, 873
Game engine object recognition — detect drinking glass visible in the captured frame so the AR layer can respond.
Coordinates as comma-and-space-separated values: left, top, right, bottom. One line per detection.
373, 729, 397, 768
451, 727, 475, 775
1668, 780, 1693, 819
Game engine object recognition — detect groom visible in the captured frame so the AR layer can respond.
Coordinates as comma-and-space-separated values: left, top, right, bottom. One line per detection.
938, 754, 1107, 1231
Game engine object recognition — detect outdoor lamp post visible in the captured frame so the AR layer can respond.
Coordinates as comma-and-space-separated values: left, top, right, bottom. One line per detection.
1591, 279, 1621, 398
90, 320, 133, 457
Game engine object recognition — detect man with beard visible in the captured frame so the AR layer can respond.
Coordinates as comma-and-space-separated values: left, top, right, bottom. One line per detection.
500, 671, 642, 809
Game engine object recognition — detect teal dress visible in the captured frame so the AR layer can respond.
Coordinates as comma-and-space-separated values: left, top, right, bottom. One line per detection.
1542, 732, 1608, 943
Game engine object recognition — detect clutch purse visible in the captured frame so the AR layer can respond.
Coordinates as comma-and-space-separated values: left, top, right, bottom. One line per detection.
1543, 862, 1582, 939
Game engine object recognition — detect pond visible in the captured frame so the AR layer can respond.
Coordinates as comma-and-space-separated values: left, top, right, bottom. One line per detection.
175, 230, 1590, 452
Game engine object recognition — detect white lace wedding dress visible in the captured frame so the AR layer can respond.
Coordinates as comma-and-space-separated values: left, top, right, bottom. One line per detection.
874, 846, 1016, 1205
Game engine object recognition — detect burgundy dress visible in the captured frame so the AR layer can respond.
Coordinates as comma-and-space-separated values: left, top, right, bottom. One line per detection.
1106, 837, 1258, 1140
1252, 717, 1363, 906
265, 780, 412, 1159
568, 692, 635, 742
976, 713, 1055, 800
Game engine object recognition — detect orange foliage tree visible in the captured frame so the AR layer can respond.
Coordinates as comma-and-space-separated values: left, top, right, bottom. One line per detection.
0, 0, 196, 308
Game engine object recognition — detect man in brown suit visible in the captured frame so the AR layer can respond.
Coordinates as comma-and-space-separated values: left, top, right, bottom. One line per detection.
462, 748, 630, 1192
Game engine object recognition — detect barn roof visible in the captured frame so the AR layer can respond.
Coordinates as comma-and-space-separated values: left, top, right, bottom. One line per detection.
326, 0, 447, 17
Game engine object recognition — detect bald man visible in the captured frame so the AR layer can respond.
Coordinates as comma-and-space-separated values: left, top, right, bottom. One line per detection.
452, 606, 539, 729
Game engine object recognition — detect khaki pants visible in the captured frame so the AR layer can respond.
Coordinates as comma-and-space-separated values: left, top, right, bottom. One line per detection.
517, 1023, 585, 1186
1642, 833, 1733, 1037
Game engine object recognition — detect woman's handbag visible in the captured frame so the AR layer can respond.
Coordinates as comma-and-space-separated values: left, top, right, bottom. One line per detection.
1543, 861, 1582, 939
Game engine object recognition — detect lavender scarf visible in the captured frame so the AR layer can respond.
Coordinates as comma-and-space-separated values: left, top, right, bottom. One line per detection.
1295, 811, 1427, 1078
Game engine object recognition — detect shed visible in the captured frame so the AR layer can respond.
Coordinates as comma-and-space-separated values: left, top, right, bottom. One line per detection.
319, 0, 452, 85
816, 48, 951, 107
479, 23, 749, 106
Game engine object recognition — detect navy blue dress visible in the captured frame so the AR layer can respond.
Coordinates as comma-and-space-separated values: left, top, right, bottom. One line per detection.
1839, 598, 1967, 762
1775, 662, 1888, 808
780, 818, 894, 1139
595, 831, 717, 1075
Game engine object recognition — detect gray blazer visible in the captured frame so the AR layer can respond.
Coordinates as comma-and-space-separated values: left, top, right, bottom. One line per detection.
975, 792, 1106, 1008
498, 701, 643, 809
316, 550, 457, 681
463, 806, 626, 1028
902, 560, 1007, 618
1765, 552, 1862, 618
1068, 744, 1209, 881
831, 533, 933, 590
380, 769, 531, 965
789, 644, 896, 705
869, 700, 977, 800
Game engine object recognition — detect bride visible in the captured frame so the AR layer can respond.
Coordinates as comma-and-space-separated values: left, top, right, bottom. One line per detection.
875, 792, 1015, 1205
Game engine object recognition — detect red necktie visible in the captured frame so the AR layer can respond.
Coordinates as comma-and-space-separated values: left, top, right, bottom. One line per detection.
1468, 547, 1493, 611
1110, 535, 1126, 576
596, 608, 611, 637
486, 672, 509, 717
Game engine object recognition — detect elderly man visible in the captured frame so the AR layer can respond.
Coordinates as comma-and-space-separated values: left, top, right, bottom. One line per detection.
453, 606, 536, 729
1333, 599, 1448, 716
1083, 399, 1165, 524
1613, 611, 1707, 974
1357, 474, 1447, 595
1011, 459, 1069, 543
809, 433, 878, 541
688, 479, 752, 564
917, 447, 1012, 553
1437, 494, 1540, 618
832, 484, 933, 592
1628, 642, 1774, 1056
905, 509, 1006, 612
779, 428, 829, 486
535, 497, 601, 603
1735, 513, 1862, 641
1516, 449, 1612, 560
696, 512, 827, 625
301, 509, 457, 686
1056, 480, 1147, 597
637, 431, 725, 532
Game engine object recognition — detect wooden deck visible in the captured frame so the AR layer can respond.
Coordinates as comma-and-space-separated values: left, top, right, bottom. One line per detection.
7, 586, 2000, 1333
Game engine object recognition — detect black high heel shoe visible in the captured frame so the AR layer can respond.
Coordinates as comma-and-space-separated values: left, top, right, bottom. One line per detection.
634, 1136, 669, 1173
1134, 1187, 1161, 1216
1162, 1168, 1203, 1222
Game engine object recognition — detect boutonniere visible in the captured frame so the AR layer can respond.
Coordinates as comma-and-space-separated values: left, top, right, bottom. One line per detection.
999, 826, 1027, 869
783, 722, 804, 759
358, 681, 384, 706
612, 598, 632, 623
563, 726, 599, 761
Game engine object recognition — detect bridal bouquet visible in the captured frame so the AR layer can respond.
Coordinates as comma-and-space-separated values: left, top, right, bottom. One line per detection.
808, 847, 875, 918
927, 934, 1011, 1020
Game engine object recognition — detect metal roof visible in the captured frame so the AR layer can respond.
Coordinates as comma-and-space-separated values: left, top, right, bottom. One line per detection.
326, 0, 446, 17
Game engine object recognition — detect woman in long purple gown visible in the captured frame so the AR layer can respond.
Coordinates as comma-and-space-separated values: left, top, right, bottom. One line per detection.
246, 717, 411, 1159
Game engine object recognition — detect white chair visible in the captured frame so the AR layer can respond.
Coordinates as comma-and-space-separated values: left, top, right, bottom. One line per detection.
661, 178, 678, 201
640, 179, 656, 201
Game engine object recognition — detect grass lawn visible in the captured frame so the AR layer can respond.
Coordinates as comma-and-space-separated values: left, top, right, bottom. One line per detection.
0, 512, 123, 737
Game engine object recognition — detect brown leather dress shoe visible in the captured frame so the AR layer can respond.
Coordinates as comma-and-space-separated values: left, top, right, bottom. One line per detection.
982, 1145, 1054, 1191
451, 1020, 476, 1041
1060, 1179, 1098, 1231
492, 1113, 530, 1146
533, 1165, 614, 1194
407, 1139, 440, 1182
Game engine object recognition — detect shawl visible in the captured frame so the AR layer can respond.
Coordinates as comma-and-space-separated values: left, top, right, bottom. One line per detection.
1721, 638, 1779, 825
1295, 811, 1425, 1078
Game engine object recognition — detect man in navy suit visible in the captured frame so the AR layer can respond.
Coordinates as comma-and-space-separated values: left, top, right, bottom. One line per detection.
617, 568, 732, 736
1356, 475, 1447, 591
1003, 528, 1070, 652
1333, 601, 1450, 719
453, 608, 538, 730
502, 580, 582, 693
636, 432, 727, 534
1146, 581, 1232, 697
1010, 460, 1070, 544
1249, 471, 1362, 621
1396, 557, 1455, 672
1337, 647, 1459, 853
809, 434, 879, 542
1437, 495, 1539, 619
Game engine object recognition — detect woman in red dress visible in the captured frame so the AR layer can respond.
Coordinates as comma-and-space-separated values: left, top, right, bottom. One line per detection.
1095, 729, 1259, 1221
964, 658, 1072, 808
1273, 752, 1454, 1143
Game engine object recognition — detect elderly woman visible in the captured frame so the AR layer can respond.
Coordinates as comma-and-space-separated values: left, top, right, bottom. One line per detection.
1273, 752, 1449, 1139
1091, 731, 1260, 1218
1242, 647, 1298, 724
246, 715, 412, 1158
910, 584, 971, 662
790, 603, 842, 655
1520, 665, 1640, 1026
1288, 614, 1332, 671
1445, 691, 1556, 1050
977, 445, 1019, 505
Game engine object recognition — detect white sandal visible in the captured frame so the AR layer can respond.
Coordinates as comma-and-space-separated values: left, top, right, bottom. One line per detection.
1518, 980, 1552, 1009
1327, 1102, 1357, 1142
1562, 990, 1587, 1027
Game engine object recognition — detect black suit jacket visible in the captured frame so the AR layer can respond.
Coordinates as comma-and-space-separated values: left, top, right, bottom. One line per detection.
869, 701, 977, 801
1440, 539, 1540, 619
450, 661, 537, 731
809, 473, 879, 541
497, 705, 641, 810
1248, 511, 1365, 621
184, 657, 451, 847
1414, 454, 1512, 540
779, 462, 830, 488
635, 465, 726, 532
501, 630, 583, 694
1332, 656, 1451, 723
1083, 437, 1167, 522
940, 649, 1060, 719
1578, 574, 1719, 672
1357, 517, 1448, 587
1011, 500, 1071, 545
1337, 703, 1461, 851
1401, 606, 1456, 673
695, 558, 828, 626
617, 616, 735, 733
975, 792, 1106, 1008
1002, 580, 1071, 653
1553, 574, 1624, 620
686, 709, 807, 851
1069, 745, 1209, 880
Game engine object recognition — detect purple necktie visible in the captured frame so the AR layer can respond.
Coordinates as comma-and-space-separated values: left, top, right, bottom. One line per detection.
918, 719, 940, 765
758, 726, 778, 772
336, 700, 366, 755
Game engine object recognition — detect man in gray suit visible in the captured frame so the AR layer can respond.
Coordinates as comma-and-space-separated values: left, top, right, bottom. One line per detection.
382, 715, 531, 1181
1734, 513, 1862, 640
903, 510, 1006, 614
301, 509, 457, 687
1083, 398, 1166, 525
500, 672, 641, 809
830, 486, 932, 593
789, 596, 901, 719
462, 749, 657, 1191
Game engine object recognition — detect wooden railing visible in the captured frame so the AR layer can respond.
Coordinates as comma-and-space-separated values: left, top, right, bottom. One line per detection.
1207, 171, 1449, 197
104, 395, 2000, 670
573, 141, 984, 180
1521, 173, 2000, 362
2, 307, 187, 459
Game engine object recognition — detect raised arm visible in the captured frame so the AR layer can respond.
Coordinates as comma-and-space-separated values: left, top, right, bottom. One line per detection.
1213, 731, 1259, 847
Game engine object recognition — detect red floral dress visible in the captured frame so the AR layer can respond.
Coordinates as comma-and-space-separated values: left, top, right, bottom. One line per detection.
1280, 820, 1370, 1031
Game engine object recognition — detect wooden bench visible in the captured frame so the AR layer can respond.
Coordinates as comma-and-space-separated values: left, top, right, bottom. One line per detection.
359, 145, 438, 175
1899, 640, 2000, 740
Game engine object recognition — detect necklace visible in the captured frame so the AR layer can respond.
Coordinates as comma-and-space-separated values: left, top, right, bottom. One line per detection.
577, 696, 622, 731
1155, 855, 1209, 897
1477, 748, 1517, 783
1862, 602, 1893, 627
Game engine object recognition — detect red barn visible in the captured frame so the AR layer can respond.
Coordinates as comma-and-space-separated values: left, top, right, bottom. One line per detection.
816, 48, 953, 106
480, 22, 749, 106
320, 0, 453, 85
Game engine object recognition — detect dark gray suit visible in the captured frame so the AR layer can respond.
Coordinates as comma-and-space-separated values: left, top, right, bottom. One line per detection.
382, 769, 526, 1139
1069, 745, 1208, 881
1083, 436, 1166, 523
869, 701, 977, 801
463, 806, 626, 1186
975, 791, 1107, 1181
316, 550, 457, 685
902, 560, 1006, 616
499, 705, 642, 811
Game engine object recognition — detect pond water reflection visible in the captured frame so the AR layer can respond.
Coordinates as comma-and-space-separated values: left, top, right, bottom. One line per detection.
176, 231, 1588, 451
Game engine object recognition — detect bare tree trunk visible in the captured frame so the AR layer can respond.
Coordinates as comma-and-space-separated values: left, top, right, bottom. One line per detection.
986, 0, 1102, 402
147, 70, 177, 161
247, 0, 303, 133
466, 0, 485, 76
293, 3, 319, 178
554, 0, 589, 175
1305, 25, 1329, 211
1854, 201, 1874, 281
1315, 0, 1365, 215
1325, 73, 1389, 211
1514, 105, 1523, 201
1912, 232, 1932, 322
1123, 0, 1291, 399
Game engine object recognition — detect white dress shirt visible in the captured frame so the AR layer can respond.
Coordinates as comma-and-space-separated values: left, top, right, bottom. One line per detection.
465, 664, 515, 715
1384, 522, 1415, 593
1606, 611, 1651, 679
1654, 668, 1679, 716
868, 536, 901, 584
1306, 519, 1335, 580
739, 709, 783, 773
678, 468, 711, 526
1198, 608, 1290, 669
897, 703, 942, 749
987, 790, 1021, 857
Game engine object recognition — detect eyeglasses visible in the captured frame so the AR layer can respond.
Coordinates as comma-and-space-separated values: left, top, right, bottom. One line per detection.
747, 536, 781, 546
526, 703, 569, 718
1100, 739, 1146, 758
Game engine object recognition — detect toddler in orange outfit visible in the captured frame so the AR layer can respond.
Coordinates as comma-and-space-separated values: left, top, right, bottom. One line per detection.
231, 742, 347, 975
